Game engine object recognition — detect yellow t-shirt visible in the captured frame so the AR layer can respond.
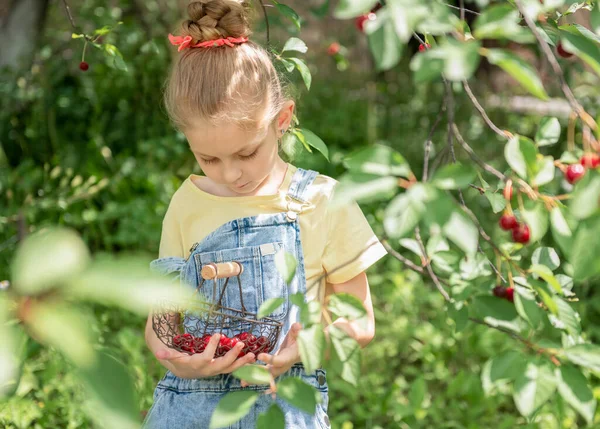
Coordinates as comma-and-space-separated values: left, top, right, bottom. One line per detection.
158, 163, 388, 308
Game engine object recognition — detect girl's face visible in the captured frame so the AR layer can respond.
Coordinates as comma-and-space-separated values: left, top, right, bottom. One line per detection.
184, 115, 287, 196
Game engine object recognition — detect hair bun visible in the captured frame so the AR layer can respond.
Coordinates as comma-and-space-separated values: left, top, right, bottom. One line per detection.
181, 0, 252, 43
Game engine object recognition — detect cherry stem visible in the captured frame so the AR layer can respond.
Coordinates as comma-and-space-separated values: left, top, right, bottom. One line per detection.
82, 40, 88, 62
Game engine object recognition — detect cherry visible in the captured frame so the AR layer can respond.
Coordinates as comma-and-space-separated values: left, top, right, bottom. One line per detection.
580, 153, 600, 169
327, 42, 340, 56
556, 42, 573, 59
79, 61, 89, 71
255, 336, 270, 353
418, 43, 431, 52
565, 163, 586, 184
217, 335, 233, 357
505, 287, 514, 303
512, 223, 530, 244
499, 214, 518, 231
493, 285, 507, 299
355, 13, 376, 32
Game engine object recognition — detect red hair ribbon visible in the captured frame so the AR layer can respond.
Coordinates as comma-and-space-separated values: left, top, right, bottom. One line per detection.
168, 34, 249, 51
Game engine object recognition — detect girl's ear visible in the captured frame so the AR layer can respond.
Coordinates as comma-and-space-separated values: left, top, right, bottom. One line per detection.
277, 100, 295, 132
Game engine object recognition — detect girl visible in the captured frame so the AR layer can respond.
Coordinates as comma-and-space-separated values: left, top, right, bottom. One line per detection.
143, 1, 388, 427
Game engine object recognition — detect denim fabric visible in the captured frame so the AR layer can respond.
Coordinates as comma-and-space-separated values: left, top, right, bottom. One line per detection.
144, 168, 331, 429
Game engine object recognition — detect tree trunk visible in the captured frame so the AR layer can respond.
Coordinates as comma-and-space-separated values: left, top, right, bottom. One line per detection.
0, 0, 49, 72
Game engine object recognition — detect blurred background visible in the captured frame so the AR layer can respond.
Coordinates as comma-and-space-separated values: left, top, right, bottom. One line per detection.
2, 0, 600, 428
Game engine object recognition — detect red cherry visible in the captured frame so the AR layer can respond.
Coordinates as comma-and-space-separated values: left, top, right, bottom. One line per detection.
79, 61, 89, 71
556, 42, 573, 58
505, 287, 514, 303
580, 153, 600, 169
565, 163, 586, 184
253, 336, 270, 354
216, 335, 232, 356
327, 42, 340, 56
355, 13, 376, 32
235, 332, 250, 342
493, 285, 507, 299
512, 223, 531, 244
499, 214, 518, 231
418, 43, 431, 52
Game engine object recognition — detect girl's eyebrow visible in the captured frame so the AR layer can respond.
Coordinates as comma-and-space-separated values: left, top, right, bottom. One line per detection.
195, 140, 262, 157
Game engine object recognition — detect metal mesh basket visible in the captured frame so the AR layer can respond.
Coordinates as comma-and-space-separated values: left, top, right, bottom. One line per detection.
152, 260, 283, 357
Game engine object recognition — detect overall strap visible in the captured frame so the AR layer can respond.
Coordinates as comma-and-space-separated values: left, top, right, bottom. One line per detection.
284, 167, 319, 220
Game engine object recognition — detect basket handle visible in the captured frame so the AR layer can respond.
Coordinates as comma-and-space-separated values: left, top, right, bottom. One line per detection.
201, 261, 244, 279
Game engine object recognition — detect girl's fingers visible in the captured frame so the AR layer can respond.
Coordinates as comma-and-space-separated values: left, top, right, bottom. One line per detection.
216, 342, 246, 368
228, 352, 256, 375
201, 333, 220, 360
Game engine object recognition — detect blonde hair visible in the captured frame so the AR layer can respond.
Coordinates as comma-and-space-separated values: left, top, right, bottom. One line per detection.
164, 0, 291, 133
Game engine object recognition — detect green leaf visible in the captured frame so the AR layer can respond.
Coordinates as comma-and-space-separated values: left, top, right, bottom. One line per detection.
486, 49, 548, 99
410, 38, 481, 82
448, 301, 469, 332
233, 365, 272, 385
431, 163, 477, 190
535, 117, 561, 146
532, 156, 555, 187
275, 3, 301, 30
287, 58, 311, 90
78, 349, 140, 427
592, 1, 600, 37
94, 25, 113, 36
514, 286, 545, 330
481, 350, 526, 395
550, 206, 575, 255
209, 391, 260, 429
565, 344, 600, 372
333, 0, 378, 19
72, 33, 85, 39
0, 297, 22, 399
103, 43, 127, 71
331, 172, 398, 208
387, 0, 429, 42
11, 227, 90, 295
556, 365, 597, 425
504, 135, 538, 180
408, 377, 427, 409
555, 297, 581, 336
328, 293, 367, 321
275, 250, 297, 284
257, 298, 285, 320
471, 296, 522, 333
473, 4, 535, 43
366, 10, 403, 71
256, 403, 286, 429
297, 128, 329, 161
282, 37, 307, 54
484, 191, 506, 213
328, 325, 361, 386
570, 216, 600, 281
570, 174, 600, 220
298, 324, 326, 374
530, 278, 559, 315
277, 377, 317, 414
521, 202, 549, 243
513, 362, 557, 418
531, 247, 560, 271
559, 25, 600, 76
279, 57, 296, 73
530, 264, 562, 294
343, 143, 412, 177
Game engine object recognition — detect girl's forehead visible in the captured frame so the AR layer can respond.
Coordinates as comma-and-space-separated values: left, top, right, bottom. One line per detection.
185, 120, 270, 153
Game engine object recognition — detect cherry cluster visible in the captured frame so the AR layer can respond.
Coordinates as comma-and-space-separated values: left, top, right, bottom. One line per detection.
355, 2, 382, 32
565, 153, 600, 184
493, 285, 514, 303
172, 332, 271, 358
499, 213, 530, 244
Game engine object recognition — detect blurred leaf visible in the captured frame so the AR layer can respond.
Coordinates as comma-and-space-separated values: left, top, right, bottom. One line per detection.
535, 117, 561, 146
257, 298, 285, 320
570, 173, 600, 220
209, 391, 260, 429
569, 216, 600, 281
298, 324, 326, 373
504, 135, 538, 180
366, 9, 403, 71
331, 172, 398, 208
233, 365, 272, 385
287, 58, 311, 90
514, 286, 545, 330
565, 344, 600, 372
275, 250, 297, 284
431, 163, 476, 190
513, 361, 557, 418
277, 377, 317, 414
486, 49, 549, 100
410, 38, 481, 82
343, 144, 411, 177
11, 227, 90, 295
471, 296, 522, 333
0, 297, 22, 400
329, 324, 361, 386
532, 156, 555, 187
481, 350, 526, 395
408, 377, 427, 409
521, 202, 549, 243
531, 247, 560, 271
473, 5, 535, 43
256, 403, 285, 429
592, 2, 600, 36
550, 206, 575, 255
556, 365, 596, 425
485, 191, 506, 213
328, 293, 367, 322
282, 37, 307, 54
78, 349, 140, 429
274, 3, 301, 30
555, 297, 581, 336
530, 279, 559, 315
559, 25, 600, 76
530, 264, 562, 294
333, 0, 378, 19
103, 44, 127, 72
297, 128, 329, 161
384, 193, 424, 239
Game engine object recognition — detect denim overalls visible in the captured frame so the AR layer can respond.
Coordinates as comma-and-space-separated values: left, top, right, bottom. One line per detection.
144, 167, 331, 429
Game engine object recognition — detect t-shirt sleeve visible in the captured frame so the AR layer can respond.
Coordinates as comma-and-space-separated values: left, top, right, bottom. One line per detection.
158, 202, 184, 259
322, 188, 388, 284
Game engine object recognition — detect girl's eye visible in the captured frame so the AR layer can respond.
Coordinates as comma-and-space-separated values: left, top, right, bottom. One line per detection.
201, 149, 259, 165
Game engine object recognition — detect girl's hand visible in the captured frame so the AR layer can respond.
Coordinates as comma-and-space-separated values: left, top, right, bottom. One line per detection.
154, 334, 256, 379
240, 322, 302, 387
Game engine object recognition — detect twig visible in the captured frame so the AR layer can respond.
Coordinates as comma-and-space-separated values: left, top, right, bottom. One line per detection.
61, 0, 77, 29
444, 2, 480, 16
257, 0, 270, 47
459, 0, 465, 21
423, 101, 446, 181
452, 124, 506, 181
415, 229, 451, 301
513, 0, 597, 132
463, 81, 511, 139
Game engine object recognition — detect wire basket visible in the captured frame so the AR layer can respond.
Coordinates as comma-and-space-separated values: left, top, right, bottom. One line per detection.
152, 260, 283, 357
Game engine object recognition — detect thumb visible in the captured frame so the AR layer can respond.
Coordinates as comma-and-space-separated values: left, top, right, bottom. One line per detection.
155, 348, 175, 360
